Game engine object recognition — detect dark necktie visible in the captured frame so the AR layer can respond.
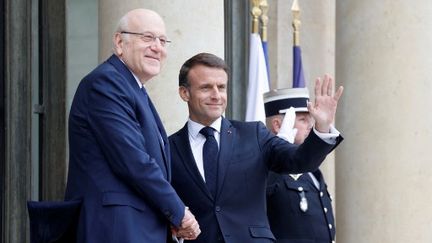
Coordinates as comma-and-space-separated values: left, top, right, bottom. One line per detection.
200, 126, 219, 197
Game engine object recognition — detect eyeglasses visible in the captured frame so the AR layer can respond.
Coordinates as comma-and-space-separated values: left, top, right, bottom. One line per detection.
120, 31, 171, 47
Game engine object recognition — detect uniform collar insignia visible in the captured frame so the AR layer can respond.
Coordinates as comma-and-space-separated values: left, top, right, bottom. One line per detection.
289, 173, 303, 180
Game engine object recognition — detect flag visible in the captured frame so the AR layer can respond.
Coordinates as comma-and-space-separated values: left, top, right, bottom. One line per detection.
293, 45, 305, 88
261, 40, 271, 86
246, 33, 270, 124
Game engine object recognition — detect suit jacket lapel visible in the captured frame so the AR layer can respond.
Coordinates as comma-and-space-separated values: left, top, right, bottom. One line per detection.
107, 54, 137, 88
174, 124, 213, 200
215, 118, 235, 199
146, 97, 170, 178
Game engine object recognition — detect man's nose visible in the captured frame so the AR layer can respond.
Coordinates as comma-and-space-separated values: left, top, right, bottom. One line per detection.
210, 87, 220, 98
150, 38, 164, 50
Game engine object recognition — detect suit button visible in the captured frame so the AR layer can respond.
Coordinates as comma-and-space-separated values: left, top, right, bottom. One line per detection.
324, 207, 328, 213
320, 191, 324, 197
298, 187, 304, 192
215, 206, 221, 212
329, 223, 333, 229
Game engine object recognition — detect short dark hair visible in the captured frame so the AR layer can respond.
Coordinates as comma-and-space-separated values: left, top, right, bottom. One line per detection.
178, 52, 229, 87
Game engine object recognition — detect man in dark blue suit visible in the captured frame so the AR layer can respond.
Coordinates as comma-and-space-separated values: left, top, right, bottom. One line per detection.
65, 8, 200, 242
264, 88, 336, 243
169, 53, 344, 243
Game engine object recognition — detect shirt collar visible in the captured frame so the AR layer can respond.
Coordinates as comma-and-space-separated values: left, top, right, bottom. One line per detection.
187, 117, 222, 139
132, 72, 143, 89
119, 57, 144, 89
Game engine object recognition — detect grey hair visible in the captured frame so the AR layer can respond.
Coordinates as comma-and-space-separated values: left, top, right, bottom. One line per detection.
111, 14, 130, 53
116, 14, 129, 33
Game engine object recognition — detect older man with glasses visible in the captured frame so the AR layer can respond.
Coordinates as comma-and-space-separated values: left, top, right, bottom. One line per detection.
64, 8, 200, 242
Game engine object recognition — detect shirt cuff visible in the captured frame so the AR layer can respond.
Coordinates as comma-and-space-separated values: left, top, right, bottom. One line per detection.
313, 124, 340, 144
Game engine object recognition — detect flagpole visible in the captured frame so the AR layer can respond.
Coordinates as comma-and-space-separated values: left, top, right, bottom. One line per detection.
291, 0, 301, 46
259, 0, 271, 88
259, 0, 268, 42
291, 0, 306, 88
246, 0, 270, 123
251, 0, 262, 34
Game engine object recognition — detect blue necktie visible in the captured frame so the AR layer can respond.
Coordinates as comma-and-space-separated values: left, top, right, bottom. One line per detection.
200, 126, 219, 197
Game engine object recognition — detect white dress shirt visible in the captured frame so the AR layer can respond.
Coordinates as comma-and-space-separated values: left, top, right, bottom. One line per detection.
313, 125, 340, 145
187, 117, 222, 181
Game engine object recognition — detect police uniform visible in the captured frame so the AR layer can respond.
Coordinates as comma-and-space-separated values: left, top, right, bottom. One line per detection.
264, 88, 336, 243
266, 171, 335, 243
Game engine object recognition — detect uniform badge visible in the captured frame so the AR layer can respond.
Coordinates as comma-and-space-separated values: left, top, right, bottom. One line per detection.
299, 191, 308, 212
289, 173, 302, 181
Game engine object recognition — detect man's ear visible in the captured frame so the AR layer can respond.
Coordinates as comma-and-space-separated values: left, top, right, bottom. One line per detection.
179, 86, 190, 102
113, 33, 123, 56
272, 117, 282, 133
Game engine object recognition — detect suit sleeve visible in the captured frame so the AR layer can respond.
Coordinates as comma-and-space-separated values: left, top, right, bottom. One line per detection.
85, 72, 184, 227
258, 122, 343, 174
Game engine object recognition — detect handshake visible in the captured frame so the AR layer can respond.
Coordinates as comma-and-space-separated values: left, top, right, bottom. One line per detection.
171, 207, 201, 241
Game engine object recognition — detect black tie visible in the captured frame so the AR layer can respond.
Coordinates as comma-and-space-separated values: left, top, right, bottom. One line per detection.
200, 126, 219, 197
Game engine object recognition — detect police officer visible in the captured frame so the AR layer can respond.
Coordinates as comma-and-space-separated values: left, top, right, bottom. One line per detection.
264, 87, 337, 243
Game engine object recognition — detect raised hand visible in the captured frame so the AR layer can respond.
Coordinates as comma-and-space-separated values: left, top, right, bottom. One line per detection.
307, 74, 343, 133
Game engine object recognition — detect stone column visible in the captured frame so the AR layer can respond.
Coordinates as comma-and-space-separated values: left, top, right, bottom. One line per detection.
267, 0, 337, 202
99, 0, 224, 134
336, 1, 432, 242
5, 0, 33, 242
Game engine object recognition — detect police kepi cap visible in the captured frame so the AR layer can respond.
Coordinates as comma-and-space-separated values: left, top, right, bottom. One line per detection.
263, 88, 309, 117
